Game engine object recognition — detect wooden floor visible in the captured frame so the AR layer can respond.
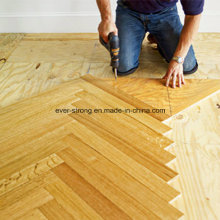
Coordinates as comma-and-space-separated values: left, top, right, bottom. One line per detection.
0, 33, 220, 219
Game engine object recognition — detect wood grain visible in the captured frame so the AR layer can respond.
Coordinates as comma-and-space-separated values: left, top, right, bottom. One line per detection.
82, 74, 170, 121
104, 77, 220, 118
165, 92, 220, 220
70, 99, 175, 164
52, 163, 131, 220
44, 178, 103, 220
58, 142, 183, 219
7, 39, 95, 63
59, 129, 179, 203
68, 110, 177, 182
1, 32, 219, 219
74, 78, 171, 134
0, 62, 89, 107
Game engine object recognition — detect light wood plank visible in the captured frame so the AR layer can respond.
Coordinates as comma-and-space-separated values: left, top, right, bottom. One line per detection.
74, 79, 171, 134
60, 127, 180, 203
16, 209, 48, 220
39, 199, 75, 220
0, 171, 56, 210
44, 178, 103, 220
70, 100, 175, 164
57, 147, 163, 220
74, 89, 172, 145
52, 163, 132, 220
0, 187, 53, 219
81, 74, 170, 121
58, 140, 183, 219
0, 154, 63, 196
68, 110, 177, 182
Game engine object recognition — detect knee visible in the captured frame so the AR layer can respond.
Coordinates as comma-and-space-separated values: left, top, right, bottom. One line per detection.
183, 59, 198, 75
117, 55, 139, 76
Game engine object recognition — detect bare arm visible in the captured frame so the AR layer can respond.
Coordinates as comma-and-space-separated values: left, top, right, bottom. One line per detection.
164, 14, 202, 88
174, 14, 201, 59
96, 0, 118, 42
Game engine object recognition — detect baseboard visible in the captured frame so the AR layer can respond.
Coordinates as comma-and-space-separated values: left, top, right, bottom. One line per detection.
0, 11, 220, 33
0, 12, 101, 33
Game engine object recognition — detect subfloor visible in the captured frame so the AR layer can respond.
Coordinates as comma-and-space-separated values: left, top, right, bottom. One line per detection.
0, 33, 220, 219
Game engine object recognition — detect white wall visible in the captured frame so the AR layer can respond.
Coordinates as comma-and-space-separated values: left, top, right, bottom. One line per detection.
0, 0, 219, 33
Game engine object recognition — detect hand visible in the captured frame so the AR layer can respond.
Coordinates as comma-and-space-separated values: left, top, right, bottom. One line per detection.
162, 60, 185, 88
98, 20, 118, 43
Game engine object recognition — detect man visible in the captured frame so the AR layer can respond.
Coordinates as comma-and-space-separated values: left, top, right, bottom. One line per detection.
96, 0, 204, 88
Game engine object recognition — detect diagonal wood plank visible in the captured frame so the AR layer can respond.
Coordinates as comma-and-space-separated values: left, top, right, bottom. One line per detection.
74, 89, 173, 147
81, 74, 170, 121
58, 142, 183, 219
0, 123, 72, 180
68, 109, 178, 182
16, 209, 48, 220
57, 147, 162, 219
44, 177, 103, 220
59, 131, 180, 203
0, 171, 56, 210
0, 153, 63, 196
74, 78, 171, 134
52, 163, 131, 220
39, 199, 75, 220
0, 187, 53, 219
70, 100, 175, 163
0, 74, 182, 219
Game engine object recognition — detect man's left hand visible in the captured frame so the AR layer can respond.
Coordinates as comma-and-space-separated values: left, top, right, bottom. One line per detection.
162, 60, 185, 88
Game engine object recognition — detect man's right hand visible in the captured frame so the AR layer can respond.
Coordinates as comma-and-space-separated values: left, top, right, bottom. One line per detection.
98, 20, 118, 43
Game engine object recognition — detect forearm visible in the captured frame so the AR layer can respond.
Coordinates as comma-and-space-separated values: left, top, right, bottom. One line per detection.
96, 0, 113, 21
174, 14, 201, 58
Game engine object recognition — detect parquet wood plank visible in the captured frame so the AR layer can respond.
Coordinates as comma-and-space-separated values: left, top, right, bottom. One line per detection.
0, 171, 56, 209
59, 130, 180, 203
81, 74, 169, 121
16, 209, 48, 220
0, 154, 63, 196
0, 124, 71, 180
74, 79, 171, 134
68, 110, 177, 182
39, 199, 76, 220
0, 74, 182, 219
58, 140, 183, 219
0, 187, 53, 219
57, 147, 163, 220
74, 89, 172, 145
44, 178, 103, 220
70, 100, 175, 164
52, 163, 132, 220
102, 77, 170, 113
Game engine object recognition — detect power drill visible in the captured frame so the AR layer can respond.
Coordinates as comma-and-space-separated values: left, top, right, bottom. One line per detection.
99, 32, 120, 80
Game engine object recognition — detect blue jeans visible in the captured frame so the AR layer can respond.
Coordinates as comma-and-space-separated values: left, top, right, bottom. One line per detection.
116, 1, 198, 75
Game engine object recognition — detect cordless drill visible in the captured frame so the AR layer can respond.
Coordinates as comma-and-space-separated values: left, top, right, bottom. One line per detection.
99, 32, 120, 80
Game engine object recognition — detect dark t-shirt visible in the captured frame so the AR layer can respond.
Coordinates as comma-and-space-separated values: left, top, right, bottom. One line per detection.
122, 0, 204, 15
